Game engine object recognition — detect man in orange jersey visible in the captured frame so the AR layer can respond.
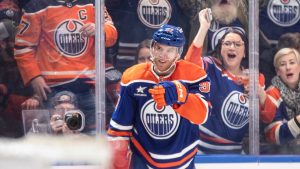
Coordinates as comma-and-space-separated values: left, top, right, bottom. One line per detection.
107, 24, 210, 169
14, 0, 117, 134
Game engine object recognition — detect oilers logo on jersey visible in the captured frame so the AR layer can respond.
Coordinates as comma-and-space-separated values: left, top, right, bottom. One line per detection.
267, 0, 300, 27
55, 20, 88, 57
221, 91, 249, 130
141, 100, 180, 140
137, 0, 172, 28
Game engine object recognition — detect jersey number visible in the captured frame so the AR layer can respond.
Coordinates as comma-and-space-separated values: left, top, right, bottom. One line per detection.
19, 20, 30, 35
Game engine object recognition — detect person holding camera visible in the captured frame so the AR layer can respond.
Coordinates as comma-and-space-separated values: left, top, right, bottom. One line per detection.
49, 91, 85, 135
22, 90, 85, 135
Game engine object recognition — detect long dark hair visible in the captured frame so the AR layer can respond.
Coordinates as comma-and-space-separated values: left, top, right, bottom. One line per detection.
211, 27, 248, 68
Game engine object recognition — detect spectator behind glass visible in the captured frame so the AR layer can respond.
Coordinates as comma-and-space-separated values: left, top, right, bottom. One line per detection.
49, 91, 85, 135
22, 91, 85, 135
14, 0, 117, 134
259, 0, 300, 88
178, 0, 248, 54
185, 9, 267, 154
277, 33, 300, 53
261, 32, 300, 88
107, 24, 210, 169
136, 39, 151, 64
260, 48, 300, 154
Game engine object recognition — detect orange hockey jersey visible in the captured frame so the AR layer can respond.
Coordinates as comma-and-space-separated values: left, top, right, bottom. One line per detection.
14, 0, 117, 85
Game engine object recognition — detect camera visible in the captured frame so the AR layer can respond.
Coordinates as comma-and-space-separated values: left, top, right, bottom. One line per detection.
206, 8, 213, 22
64, 109, 85, 131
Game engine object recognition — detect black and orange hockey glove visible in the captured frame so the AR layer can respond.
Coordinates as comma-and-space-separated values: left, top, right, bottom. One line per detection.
149, 80, 188, 107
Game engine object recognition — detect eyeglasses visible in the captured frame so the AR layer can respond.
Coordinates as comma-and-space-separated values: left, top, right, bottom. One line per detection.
222, 41, 244, 48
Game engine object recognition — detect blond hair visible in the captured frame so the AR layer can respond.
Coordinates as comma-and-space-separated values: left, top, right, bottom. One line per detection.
273, 48, 300, 69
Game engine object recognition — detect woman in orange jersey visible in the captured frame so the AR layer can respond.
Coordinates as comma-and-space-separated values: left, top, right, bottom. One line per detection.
185, 8, 267, 154
260, 48, 300, 154
14, 0, 117, 134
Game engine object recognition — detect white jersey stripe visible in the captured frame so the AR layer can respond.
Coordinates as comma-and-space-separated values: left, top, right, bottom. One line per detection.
149, 140, 199, 160
41, 70, 95, 76
199, 140, 242, 150
110, 120, 133, 130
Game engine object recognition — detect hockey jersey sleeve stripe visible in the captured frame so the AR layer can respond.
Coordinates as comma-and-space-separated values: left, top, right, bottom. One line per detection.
198, 140, 242, 150
269, 95, 282, 108
14, 48, 33, 55
110, 119, 133, 130
200, 133, 235, 144
261, 86, 282, 123
173, 94, 209, 125
41, 70, 95, 76
107, 136, 130, 141
260, 95, 278, 123
265, 119, 300, 145
107, 129, 132, 137
275, 124, 281, 144
131, 137, 198, 168
264, 121, 282, 144
148, 140, 199, 160
199, 125, 238, 143
15, 39, 37, 46
287, 118, 300, 138
266, 86, 281, 103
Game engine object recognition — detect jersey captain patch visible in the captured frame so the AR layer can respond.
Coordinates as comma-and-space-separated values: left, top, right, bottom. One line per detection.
141, 100, 180, 140
137, 0, 172, 28
267, 0, 300, 27
55, 20, 88, 57
221, 91, 249, 129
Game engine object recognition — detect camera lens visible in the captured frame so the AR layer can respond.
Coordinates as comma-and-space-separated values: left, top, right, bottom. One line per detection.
65, 113, 82, 130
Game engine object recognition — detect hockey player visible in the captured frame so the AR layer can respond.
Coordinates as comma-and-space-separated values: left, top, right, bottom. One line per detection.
185, 9, 267, 154
107, 24, 210, 168
14, 0, 118, 134
260, 48, 300, 153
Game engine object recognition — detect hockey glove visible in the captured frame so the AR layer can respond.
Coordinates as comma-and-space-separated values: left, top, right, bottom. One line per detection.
149, 80, 188, 106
